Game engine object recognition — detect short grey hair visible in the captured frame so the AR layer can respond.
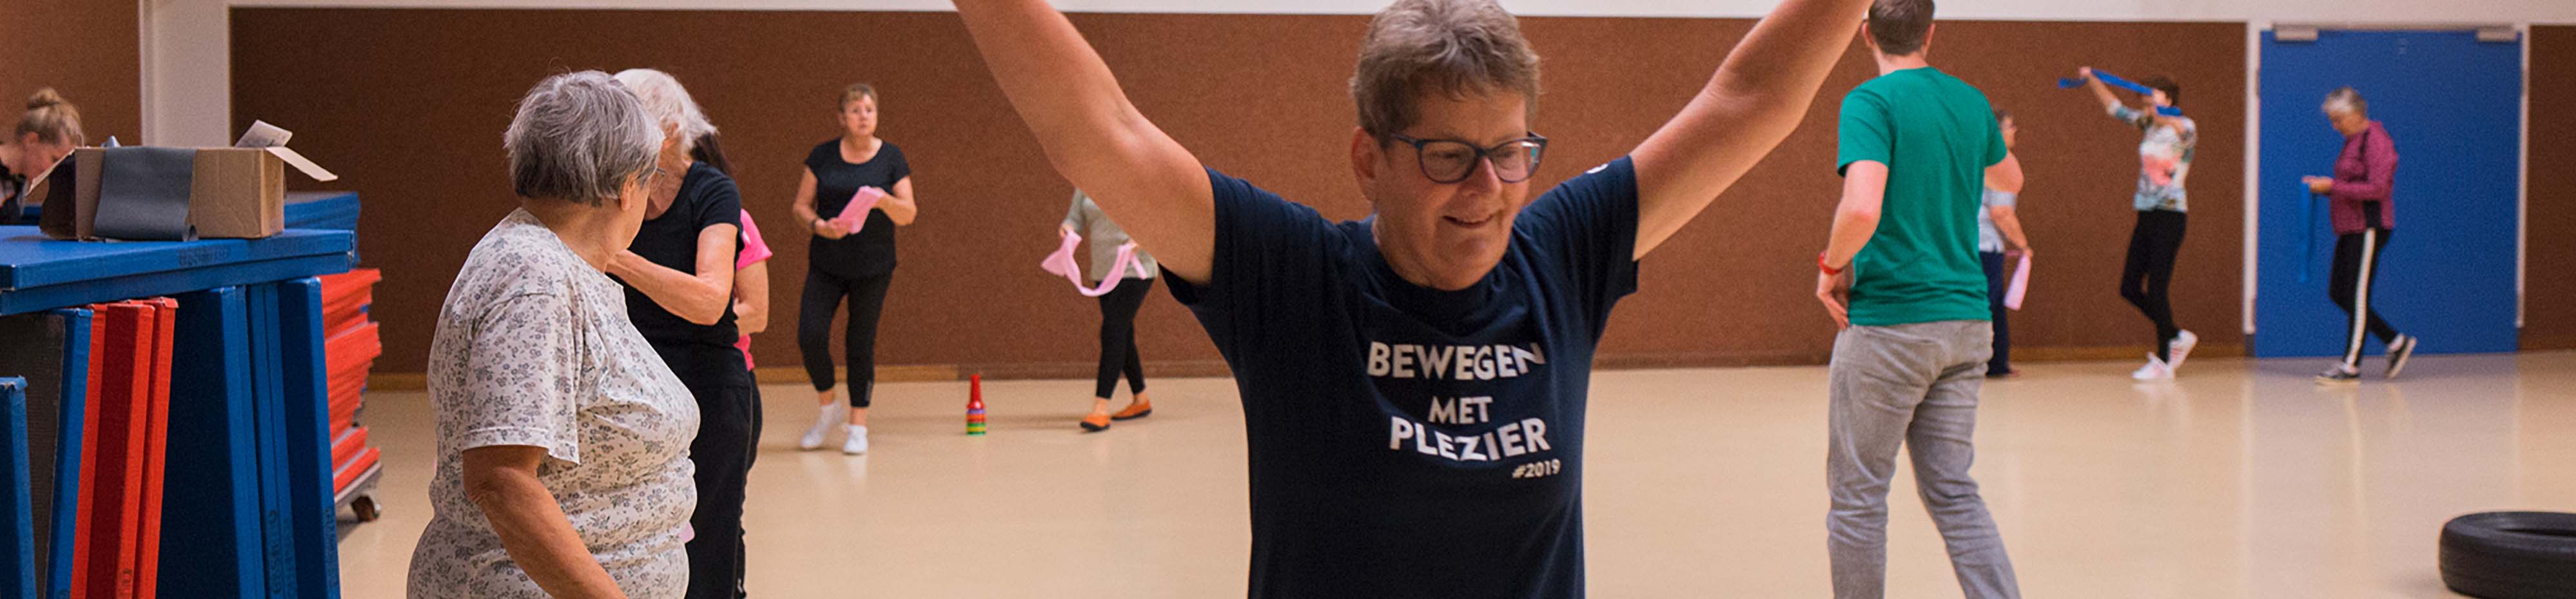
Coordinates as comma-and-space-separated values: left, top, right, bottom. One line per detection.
1351, 0, 1541, 141
613, 68, 717, 153
2323, 86, 2368, 117
504, 71, 663, 206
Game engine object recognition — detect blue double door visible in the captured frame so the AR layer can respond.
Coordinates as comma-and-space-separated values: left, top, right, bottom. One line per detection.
2256, 29, 2522, 357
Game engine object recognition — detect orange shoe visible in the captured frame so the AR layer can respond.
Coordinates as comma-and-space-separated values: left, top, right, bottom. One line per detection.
1110, 400, 1153, 421
1080, 411, 1112, 432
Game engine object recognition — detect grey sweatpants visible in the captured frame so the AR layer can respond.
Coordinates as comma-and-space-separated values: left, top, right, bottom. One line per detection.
1827, 320, 2020, 599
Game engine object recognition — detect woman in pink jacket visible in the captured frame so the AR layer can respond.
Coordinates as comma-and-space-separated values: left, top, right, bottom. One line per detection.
2303, 86, 2418, 384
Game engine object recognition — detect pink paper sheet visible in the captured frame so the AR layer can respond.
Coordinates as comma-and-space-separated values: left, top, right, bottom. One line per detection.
2004, 255, 2031, 311
832, 186, 887, 232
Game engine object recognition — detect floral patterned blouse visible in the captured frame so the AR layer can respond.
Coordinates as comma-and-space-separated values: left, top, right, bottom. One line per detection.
409, 209, 699, 599
2111, 104, 2196, 213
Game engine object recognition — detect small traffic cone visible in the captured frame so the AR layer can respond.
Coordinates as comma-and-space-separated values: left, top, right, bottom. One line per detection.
966, 374, 988, 435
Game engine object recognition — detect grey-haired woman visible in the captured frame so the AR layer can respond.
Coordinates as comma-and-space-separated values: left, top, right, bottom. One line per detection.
409, 71, 699, 599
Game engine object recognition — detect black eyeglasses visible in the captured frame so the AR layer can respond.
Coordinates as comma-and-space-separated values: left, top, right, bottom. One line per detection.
1387, 133, 1549, 184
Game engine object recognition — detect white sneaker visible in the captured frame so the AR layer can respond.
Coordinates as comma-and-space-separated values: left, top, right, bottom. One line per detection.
2165, 330, 2199, 373
841, 424, 868, 455
799, 403, 846, 451
2131, 355, 2173, 381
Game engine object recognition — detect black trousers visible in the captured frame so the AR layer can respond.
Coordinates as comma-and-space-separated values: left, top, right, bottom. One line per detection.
658, 344, 759, 599
1095, 277, 1152, 398
1980, 251, 2013, 376
2331, 228, 2400, 367
798, 268, 892, 407
2119, 210, 2187, 360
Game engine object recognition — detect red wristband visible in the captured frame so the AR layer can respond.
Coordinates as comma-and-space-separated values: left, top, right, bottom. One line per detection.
1819, 252, 1846, 275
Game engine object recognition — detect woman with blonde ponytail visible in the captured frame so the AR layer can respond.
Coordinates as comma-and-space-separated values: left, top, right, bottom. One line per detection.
2, 88, 84, 223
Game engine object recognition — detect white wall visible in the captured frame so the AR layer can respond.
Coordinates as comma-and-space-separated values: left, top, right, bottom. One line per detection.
148, 0, 2575, 144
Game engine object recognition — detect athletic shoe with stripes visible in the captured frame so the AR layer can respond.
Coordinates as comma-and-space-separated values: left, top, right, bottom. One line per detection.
2166, 330, 2199, 373
2131, 355, 2172, 381
2316, 364, 2361, 385
2386, 334, 2418, 380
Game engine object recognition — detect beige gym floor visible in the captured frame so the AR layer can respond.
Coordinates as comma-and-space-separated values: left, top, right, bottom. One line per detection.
336, 352, 2576, 598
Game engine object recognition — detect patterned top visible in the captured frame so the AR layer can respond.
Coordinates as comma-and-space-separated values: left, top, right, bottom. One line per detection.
1060, 190, 1158, 281
409, 209, 700, 599
1977, 186, 2018, 253
2111, 104, 2195, 213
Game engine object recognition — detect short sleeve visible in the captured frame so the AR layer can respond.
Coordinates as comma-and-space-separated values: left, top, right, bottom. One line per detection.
2110, 104, 2151, 129
455, 291, 587, 464
1162, 170, 1340, 349
1063, 191, 1091, 231
1516, 157, 1641, 329
801, 142, 831, 173
1837, 90, 1893, 176
736, 210, 773, 268
692, 177, 743, 235
1983, 113, 2009, 167
888, 146, 913, 183
1985, 190, 2018, 209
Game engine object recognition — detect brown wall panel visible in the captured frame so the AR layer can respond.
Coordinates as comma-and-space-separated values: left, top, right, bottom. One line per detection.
2530, 25, 2576, 351
231, 8, 2246, 375
0, 0, 141, 148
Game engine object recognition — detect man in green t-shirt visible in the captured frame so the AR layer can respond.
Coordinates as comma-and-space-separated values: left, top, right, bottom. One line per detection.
1812, 1, 2024, 597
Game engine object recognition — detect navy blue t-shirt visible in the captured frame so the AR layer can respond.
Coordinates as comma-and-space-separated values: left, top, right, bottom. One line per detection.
1167, 158, 1639, 599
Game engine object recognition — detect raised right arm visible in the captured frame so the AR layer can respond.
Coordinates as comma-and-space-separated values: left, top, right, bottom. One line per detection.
953, 0, 1216, 281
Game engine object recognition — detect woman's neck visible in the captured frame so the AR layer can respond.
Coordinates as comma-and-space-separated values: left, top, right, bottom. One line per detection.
521, 199, 624, 271
647, 157, 695, 219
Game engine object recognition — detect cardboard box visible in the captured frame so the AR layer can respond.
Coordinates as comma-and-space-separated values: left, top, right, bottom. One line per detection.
29, 133, 337, 241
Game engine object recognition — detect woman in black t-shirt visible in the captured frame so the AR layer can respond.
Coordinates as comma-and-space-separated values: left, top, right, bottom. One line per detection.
3, 88, 83, 224
605, 69, 754, 599
790, 83, 918, 455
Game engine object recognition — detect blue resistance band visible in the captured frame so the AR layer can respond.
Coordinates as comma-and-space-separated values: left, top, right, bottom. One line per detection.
2059, 71, 2185, 117
2301, 192, 2320, 283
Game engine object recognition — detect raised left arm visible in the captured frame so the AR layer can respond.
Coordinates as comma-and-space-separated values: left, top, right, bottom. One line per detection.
1630, 0, 1874, 259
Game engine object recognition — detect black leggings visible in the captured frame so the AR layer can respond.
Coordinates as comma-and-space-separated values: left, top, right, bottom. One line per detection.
1980, 251, 2013, 376
1095, 277, 1152, 399
799, 268, 892, 407
2331, 228, 2399, 367
659, 344, 758, 599
2119, 210, 2187, 360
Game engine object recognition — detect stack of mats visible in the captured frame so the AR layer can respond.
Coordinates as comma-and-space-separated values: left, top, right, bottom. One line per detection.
315, 269, 380, 501
0, 299, 179, 599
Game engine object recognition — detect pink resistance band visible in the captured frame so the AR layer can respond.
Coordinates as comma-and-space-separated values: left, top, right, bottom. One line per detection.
2004, 255, 2031, 311
1040, 230, 1139, 297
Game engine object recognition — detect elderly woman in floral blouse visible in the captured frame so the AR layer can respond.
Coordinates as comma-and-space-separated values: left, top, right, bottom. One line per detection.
409, 70, 699, 599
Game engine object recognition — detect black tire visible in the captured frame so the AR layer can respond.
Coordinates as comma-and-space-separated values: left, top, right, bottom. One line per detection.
2440, 511, 2576, 599
352, 496, 383, 522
